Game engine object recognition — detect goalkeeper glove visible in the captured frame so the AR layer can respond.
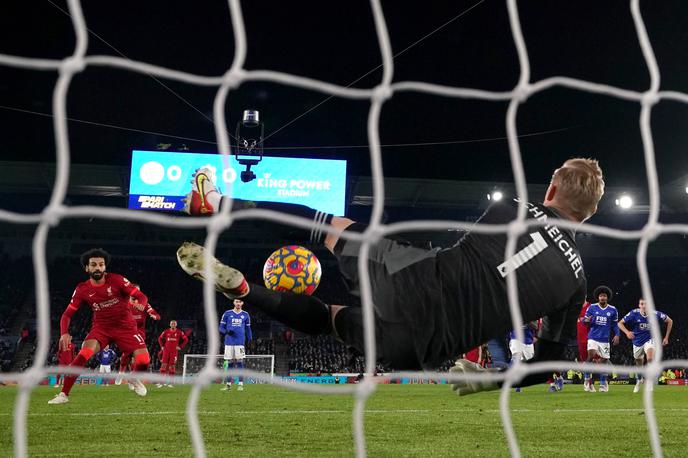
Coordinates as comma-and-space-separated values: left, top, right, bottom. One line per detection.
449, 359, 499, 396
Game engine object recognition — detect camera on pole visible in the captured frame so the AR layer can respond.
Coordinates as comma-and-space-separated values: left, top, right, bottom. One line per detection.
234, 109, 264, 183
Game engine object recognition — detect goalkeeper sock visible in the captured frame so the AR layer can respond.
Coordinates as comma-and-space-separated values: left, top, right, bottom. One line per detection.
245, 284, 332, 335
224, 199, 333, 245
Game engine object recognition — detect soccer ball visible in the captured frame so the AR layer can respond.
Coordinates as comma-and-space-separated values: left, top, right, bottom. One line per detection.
263, 245, 321, 295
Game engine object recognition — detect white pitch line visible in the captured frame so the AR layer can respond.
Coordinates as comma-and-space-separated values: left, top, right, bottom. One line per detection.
2, 407, 688, 418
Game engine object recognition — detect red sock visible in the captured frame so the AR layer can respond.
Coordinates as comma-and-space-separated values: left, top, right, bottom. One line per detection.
168, 367, 175, 384
119, 353, 131, 372
62, 351, 92, 396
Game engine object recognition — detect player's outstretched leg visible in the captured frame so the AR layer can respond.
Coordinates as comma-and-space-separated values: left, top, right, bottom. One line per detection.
176, 242, 249, 299
49, 345, 96, 405
176, 242, 333, 336
182, 167, 222, 215
181, 167, 352, 252
177, 242, 332, 334
128, 351, 149, 396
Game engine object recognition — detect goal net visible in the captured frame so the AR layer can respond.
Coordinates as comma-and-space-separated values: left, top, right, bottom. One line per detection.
182, 354, 275, 383
1, 0, 686, 457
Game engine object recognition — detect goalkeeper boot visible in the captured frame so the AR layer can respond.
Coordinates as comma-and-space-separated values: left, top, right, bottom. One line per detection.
182, 168, 221, 216
176, 242, 249, 299
48, 392, 69, 405
449, 359, 498, 396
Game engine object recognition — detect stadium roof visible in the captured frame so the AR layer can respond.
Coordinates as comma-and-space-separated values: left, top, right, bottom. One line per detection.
1, 1, 688, 188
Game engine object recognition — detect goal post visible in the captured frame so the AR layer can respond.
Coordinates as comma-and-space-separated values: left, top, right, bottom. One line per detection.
182, 354, 275, 383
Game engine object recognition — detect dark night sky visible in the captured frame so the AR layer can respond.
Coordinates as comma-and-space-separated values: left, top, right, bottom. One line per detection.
1, 0, 688, 189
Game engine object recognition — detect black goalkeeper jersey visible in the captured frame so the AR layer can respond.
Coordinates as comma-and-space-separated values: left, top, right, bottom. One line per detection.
423, 198, 587, 367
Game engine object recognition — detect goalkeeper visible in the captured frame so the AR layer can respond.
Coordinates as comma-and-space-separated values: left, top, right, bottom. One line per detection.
178, 158, 604, 394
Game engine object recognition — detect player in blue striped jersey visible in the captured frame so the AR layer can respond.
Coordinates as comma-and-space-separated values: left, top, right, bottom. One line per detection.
582, 286, 619, 392
618, 298, 673, 393
219, 299, 252, 391
508, 323, 537, 363
96, 345, 116, 386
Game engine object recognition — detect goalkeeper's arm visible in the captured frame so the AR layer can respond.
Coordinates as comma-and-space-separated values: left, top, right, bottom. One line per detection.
451, 338, 566, 396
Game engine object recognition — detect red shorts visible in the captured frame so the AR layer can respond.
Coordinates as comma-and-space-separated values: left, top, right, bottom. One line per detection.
161, 349, 179, 366
58, 354, 74, 365
86, 324, 147, 354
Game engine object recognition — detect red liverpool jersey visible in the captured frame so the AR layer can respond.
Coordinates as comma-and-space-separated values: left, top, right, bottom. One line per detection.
61, 273, 146, 334
131, 308, 147, 330
158, 329, 188, 353
576, 301, 591, 342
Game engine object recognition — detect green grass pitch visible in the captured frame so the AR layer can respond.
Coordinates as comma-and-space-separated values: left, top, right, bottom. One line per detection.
1, 383, 686, 457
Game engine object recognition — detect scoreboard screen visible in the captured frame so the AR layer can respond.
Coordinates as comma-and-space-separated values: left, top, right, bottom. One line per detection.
128, 150, 347, 215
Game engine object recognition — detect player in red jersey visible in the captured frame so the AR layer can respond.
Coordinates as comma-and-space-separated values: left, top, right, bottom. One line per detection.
48, 249, 152, 405
115, 296, 160, 386
157, 320, 188, 387
576, 300, 602, 388
54, 341, 76, 388
577, 301, 592, 362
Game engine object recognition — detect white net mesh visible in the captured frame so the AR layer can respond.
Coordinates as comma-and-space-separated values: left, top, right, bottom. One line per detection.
1, 0, 687, 457
182, 354, 275, 383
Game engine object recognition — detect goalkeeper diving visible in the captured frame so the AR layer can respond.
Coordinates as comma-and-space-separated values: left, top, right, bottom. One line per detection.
177, 158, 604, 395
